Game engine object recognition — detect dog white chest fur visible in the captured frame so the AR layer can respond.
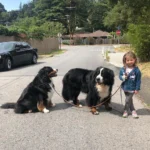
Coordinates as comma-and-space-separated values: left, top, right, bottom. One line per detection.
95, 68, 110, 100
42, 77, 55, 113
48, 80, 54, 101
96, 84, 109, 100
43, 80, 54, 113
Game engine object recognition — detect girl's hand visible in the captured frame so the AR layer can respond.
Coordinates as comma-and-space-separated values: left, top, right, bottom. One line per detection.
134, 90, 139, 94
122, 75, 127, 81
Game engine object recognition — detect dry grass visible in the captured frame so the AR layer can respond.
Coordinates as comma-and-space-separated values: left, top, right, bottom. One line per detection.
138, 62, 150, 78
115, 45, 134, 52
115, 45, 150, 77
39, 49, 66, 59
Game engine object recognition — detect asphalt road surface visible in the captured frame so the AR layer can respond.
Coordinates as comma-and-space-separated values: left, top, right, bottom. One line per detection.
0, 45, 150, 150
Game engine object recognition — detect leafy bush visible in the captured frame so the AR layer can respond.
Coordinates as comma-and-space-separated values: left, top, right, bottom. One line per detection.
0, 25, 9, 35
0, 25, 19, 36
40, 22, 66, 37
127, 24, 150, 62
7, 27, 19, 36
62, 41, 70, 45
120, 34, 129, 44
28, 26, 44, 40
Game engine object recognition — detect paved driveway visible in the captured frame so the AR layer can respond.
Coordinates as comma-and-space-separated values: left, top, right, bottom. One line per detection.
0, 45, 150, 150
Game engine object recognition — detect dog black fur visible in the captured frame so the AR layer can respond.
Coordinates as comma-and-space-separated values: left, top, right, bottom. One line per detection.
62, 67, 114, 114
0, 66, 58, 114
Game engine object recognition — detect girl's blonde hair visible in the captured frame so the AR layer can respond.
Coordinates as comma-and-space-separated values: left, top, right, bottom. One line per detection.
123, 51, 137, 67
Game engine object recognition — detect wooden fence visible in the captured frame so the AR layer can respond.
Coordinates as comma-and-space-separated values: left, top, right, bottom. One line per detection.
0, 36, 59, 54
62, 37, 128, 45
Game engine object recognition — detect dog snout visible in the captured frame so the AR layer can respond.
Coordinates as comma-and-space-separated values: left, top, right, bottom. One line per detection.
96, 78, 100, 82
96, 77, 103, 83
54, 69, 58, 72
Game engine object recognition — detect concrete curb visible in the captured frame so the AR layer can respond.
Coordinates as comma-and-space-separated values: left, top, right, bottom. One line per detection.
103, 48, 125, 68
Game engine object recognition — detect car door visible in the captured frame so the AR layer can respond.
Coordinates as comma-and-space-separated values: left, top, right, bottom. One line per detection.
21, 42, 33, 63
12, 43, 27, 66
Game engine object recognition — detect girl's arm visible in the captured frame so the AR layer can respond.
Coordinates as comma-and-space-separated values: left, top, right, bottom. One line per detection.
119, 68, 126, 81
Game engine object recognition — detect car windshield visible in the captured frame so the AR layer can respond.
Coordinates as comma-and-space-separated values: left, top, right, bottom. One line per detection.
0, 42, 15, 53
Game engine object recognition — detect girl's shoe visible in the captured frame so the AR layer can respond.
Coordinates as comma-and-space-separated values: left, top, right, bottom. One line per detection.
122, 111, 128, 118
132, 110, 139, 118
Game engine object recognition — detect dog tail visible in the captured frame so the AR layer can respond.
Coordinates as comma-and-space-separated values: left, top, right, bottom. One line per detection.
62, 74, 70, 101
0, 103, 16, 109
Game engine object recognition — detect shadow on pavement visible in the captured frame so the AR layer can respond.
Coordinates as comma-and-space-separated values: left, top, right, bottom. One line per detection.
10, 62, 45, 71
111, 102, 150, 116
54, 100, 150, 116
0, 62, 45, 72
136, 108, 150, 115
51, 99, 124, 116
50, 102, 71, 112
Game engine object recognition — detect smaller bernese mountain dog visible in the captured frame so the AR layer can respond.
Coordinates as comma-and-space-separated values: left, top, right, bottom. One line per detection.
62, 67, 115, 115
0, 66, 58, 114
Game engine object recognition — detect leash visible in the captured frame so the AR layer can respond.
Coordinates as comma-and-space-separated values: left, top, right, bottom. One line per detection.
51, 83, 123, 112
120, 86, 123, 105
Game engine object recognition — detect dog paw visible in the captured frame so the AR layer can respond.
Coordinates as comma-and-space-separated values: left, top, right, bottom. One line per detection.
91, 108, 99, 115
93, 111, 99, 115
78, 104, 83, 108
28, 110, 32, 113
52, 103, 56, 107
48, 102, 56, 107
43, 108, 50, 113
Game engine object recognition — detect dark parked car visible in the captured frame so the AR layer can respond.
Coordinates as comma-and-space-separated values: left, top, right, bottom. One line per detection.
0, 41, 38, 70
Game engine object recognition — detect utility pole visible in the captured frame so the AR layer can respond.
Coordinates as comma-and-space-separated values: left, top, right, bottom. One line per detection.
66, 0, 76, 45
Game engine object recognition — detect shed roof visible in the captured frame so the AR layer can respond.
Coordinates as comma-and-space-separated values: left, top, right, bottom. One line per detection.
63, 30, 111, 38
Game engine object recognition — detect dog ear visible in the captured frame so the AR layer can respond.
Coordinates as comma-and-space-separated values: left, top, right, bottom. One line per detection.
109, 69, 115, 78
108, 69, 115, 85
91, 67, 101, 83
39, 67, 49, 76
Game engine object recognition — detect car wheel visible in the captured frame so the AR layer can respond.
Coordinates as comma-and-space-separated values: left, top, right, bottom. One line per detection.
4, 58, 12, 70
32, 54, 37, 64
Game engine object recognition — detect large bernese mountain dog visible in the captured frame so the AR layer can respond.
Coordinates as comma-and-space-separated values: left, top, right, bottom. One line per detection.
0, 66, 58, 114
62, 67, 115, 115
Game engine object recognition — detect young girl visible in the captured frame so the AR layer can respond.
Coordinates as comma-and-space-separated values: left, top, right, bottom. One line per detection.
119, 51, 141, 118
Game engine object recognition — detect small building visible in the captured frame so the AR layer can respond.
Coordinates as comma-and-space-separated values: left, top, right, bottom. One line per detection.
62, 30, 112, 45
63, 30, 111, 39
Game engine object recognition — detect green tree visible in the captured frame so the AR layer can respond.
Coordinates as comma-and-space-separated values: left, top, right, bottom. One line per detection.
104, 0, 150, 62
64, 0, 93, 34
104, 0, 150, 30
104, 1, 130, 31
28, 26, 44, 40
0, 3, 6, 12
0, 3, 7, 25
127, 24, 150, 62
40, 21, 66, 37
88, 1, 109, 31
0, 25, 8, 35
34, 0, 65, 21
